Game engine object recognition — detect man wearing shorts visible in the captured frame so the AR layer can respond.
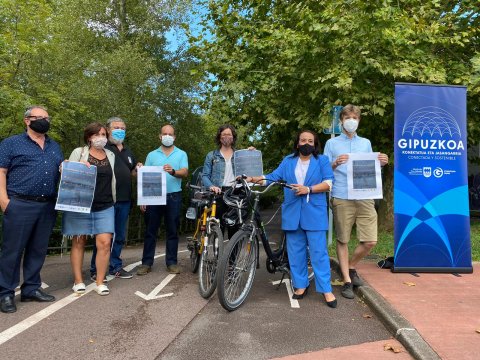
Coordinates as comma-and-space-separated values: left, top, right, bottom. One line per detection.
324, 104, 388, 299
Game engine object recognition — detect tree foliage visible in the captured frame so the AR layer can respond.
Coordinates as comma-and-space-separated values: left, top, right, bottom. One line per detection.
191, 0, 480, 159
0, 0, 209, 168
190, 0, 479, 228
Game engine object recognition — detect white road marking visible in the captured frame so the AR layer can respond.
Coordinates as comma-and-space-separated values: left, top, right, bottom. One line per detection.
0, 249, 190, 345
272, 279, 300, 308
0, 282, 96, 346
123, 249, 188, 273
135, 274, 176, 300
14, 282, 49, 297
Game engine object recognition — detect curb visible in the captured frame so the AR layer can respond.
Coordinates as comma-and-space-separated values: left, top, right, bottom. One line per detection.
330, 259, 441, 360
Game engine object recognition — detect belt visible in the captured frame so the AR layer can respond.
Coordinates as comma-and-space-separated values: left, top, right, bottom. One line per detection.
11, 194, 56, 203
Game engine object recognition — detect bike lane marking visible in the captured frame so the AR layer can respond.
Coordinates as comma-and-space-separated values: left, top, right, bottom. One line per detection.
135, 274, 176, 300
0, 250, 189, 346
272, 279, 300, 308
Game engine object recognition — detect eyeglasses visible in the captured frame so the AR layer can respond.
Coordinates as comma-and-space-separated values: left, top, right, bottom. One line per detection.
27, 116, 50, 122
112, 126, 126, 130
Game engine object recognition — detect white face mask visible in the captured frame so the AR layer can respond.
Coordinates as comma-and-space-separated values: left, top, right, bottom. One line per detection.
161, 135, 174, 147
343, 118, 359, 133
91, 137, 108, 149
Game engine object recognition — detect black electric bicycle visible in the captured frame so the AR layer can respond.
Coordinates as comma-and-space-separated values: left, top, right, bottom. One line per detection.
216, 177, 314, 312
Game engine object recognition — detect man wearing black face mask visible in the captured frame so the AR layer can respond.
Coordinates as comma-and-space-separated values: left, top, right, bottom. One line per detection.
0, 105, 63, 313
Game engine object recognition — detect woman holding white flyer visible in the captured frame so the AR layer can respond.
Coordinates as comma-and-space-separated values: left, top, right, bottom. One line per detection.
62, 122, 116, 296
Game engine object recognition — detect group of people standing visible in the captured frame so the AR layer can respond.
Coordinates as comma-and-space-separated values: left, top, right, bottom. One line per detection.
0, 107, 188, 313
0, 103, 387, 314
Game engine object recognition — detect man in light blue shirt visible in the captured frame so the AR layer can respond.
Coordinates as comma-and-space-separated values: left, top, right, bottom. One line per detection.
324, 105, 388, 299
137, 124, 188, 275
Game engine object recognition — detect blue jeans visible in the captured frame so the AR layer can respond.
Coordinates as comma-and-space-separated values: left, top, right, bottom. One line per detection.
90, 201, 131, 275
141, 192, 182, 267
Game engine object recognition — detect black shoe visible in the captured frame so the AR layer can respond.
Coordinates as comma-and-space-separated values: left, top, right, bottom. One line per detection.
111, 269, 133, 279
20, 289, 55, 302
326, 299, 337, 308
341, 282, 354, 299
349, 269, 364, 287
292, 286, 309, 300
0, 296, 16, 313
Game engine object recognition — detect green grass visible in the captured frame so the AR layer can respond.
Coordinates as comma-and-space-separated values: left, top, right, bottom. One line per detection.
328, 219, 480, 262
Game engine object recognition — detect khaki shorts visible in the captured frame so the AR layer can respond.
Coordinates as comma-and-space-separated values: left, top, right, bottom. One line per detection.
331, 198, 377, 244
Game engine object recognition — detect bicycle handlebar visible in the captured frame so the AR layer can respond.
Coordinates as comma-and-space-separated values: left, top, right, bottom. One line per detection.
189, 184, 223, 198
235, 175, 293, 196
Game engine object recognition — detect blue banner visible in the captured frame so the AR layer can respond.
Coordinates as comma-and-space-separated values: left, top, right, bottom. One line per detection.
394, 83, 472, 273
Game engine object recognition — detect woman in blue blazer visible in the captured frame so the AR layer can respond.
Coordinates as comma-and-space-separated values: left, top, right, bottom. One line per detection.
249, 130, 336, 308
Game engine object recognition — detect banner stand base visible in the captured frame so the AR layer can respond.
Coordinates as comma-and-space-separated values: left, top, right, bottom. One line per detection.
391, 266, 473, 274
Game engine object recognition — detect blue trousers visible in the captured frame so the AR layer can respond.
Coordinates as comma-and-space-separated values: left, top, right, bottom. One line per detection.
90, 201, 131, 275
0, 198, 56, 298
285, 228, 332, 293
141, 192, 182, 267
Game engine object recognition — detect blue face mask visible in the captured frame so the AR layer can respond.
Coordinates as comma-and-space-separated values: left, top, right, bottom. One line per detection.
111, 129, 126, 142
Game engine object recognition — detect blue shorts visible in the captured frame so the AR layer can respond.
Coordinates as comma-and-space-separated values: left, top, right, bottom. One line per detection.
62, 206, 114, 236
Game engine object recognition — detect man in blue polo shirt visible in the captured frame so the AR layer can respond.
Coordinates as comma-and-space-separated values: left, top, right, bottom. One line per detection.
137, 124, 188, 275
324, 104, 388, 300
0, 105, 63, 313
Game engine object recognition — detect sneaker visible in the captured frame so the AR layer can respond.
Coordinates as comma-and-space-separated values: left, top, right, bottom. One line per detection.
136, 265, 152, 276
112, 269, 133, 279
341, 282, 355, 299
167, 264, 181, 274
349, 269, 364, 287
90, 274, 114, 283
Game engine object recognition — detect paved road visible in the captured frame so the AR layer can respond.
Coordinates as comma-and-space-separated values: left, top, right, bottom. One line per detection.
0, 238, 395, 360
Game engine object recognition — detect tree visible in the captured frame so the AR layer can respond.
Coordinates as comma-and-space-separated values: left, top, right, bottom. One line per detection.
190, 0, 480, 228
0, 0, 209, 171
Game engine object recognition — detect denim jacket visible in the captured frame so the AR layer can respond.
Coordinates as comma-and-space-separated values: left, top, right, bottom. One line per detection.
202, 149, 235, 188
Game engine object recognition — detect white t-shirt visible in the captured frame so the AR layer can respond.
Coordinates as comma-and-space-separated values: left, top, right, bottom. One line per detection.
221, 151, 235, 186
294, 158, 310, 185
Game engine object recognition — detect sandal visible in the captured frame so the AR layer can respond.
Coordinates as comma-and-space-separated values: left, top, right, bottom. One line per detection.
72, 282, 86, 294
95, 284, 110, 296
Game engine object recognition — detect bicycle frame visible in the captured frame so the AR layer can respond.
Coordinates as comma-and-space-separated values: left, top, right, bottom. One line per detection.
240, 180, 290, 272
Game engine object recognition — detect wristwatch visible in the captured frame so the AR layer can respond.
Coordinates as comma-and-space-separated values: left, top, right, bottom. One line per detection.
171, 169, 176, 176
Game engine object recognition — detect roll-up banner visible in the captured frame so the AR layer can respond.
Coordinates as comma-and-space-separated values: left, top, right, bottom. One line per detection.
393, 83, 472, 273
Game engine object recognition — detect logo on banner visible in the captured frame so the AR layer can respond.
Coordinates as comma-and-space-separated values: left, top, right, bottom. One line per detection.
398, 106, 464, 152
423, 167, 431, 178
433, 167, 444, 178
403, 106, 461, 137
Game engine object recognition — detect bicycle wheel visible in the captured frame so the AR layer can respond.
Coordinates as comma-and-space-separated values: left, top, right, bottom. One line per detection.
190, 241, 201, 273
198, 224, 224, 298
217, 229, 257, 311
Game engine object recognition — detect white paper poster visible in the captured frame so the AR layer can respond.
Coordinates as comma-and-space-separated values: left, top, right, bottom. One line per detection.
137, 166, 167, 205
56, 161, 97, 213
346, 152, 383, 200
234, 149, 263, 177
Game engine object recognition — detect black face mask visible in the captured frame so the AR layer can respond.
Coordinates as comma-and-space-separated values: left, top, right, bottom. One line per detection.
29, 118, 50, 134
298, 144, 315, 156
